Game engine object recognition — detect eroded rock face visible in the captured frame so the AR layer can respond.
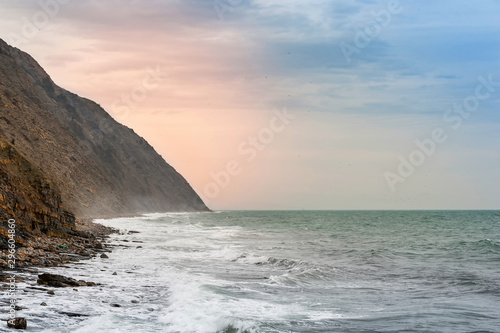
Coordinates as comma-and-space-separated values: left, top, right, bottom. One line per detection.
0, 139, 76, 250
0, 38, 208, 220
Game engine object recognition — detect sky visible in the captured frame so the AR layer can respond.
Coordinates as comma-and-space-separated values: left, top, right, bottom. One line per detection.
0, 0, 499, 210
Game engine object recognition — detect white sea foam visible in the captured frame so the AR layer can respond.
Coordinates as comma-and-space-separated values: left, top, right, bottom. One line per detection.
4, 211, 498, 332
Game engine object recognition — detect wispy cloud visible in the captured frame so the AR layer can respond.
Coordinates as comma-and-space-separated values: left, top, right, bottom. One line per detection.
0, 0, 499, 209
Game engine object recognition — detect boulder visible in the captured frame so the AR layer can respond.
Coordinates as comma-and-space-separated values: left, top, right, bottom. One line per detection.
7, 317, 27, 329
38, 273, 79, 287
38, 273, 97, 288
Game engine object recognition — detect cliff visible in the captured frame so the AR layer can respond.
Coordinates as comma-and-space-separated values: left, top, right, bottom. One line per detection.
0, 38, 208, 227
0, 138, 76, 250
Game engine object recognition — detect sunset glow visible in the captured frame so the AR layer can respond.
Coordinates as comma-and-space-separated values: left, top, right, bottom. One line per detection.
1, 0, 499, 210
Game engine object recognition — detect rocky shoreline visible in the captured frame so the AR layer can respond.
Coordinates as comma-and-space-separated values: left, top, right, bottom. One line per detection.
0, 220, 117, 269
0, 219, 122, 329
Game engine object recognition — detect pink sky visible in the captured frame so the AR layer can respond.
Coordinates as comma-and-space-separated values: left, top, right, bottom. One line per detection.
1, 0, 499, 210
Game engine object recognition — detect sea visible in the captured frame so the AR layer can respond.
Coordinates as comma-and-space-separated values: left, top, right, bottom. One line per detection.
2, 210, 500, 332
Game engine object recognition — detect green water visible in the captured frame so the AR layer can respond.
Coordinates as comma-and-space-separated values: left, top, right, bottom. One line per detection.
15, 211, 499, 332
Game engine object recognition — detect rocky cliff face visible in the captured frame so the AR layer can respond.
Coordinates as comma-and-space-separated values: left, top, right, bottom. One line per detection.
0, 38, 208, 225
0, 138, 76, 250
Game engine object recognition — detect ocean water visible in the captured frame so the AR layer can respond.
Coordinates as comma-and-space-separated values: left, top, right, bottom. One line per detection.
3, 211, 500, 332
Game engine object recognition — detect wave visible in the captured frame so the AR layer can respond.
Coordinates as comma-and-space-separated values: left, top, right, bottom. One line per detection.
252, 256, 335, 287
263, 257, 308, 270
449, 239, 500, 253
268, 267, 332, 287
216, 324, 255, 333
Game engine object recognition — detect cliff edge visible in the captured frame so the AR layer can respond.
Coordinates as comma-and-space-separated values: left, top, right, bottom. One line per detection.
0, 38, 209, 226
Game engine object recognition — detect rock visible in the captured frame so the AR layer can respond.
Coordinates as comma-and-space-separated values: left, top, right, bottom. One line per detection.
111, 303, 121, 307
38, 273, 96, 288
40, 302, 47, 306
136, 246, 142, 249
112, 272, 117, 275
131, 300, 139, 304
47, 290, 55, 295
38, 273, 77, 287
0, 138, 77, 256
95, 243, 104, 249
128, 231, 140, 234
59, 311, 89, 317
100, 254, 109, 259
7, 317, 27, 329
27, 286, 47, 291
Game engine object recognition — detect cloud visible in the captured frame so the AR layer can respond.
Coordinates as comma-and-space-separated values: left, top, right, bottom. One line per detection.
0, 0, 499, 209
